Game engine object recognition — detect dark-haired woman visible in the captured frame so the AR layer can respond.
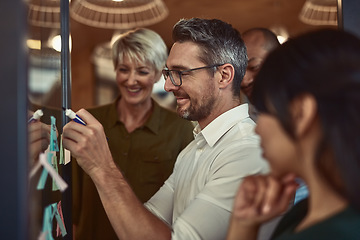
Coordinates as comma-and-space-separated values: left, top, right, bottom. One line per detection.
227, 29, 360, 240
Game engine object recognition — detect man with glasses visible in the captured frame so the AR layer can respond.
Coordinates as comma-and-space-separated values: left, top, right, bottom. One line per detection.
63, 18, 268, 240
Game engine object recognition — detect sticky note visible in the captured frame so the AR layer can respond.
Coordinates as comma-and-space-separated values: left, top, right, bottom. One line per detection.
50, 116, 59, 152
38, 153, 68, 192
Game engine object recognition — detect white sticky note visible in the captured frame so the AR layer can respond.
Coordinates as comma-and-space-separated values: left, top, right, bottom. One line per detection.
39, 153, 68, 192
64, 149, 71, 165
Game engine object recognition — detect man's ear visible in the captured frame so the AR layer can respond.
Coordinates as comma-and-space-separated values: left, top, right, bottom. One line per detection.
218, 63, 235, 89
291, 94, 318, 137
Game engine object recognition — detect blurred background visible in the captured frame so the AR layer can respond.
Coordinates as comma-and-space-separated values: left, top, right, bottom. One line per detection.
27, 0, 339, 111
2, 1, 359, 239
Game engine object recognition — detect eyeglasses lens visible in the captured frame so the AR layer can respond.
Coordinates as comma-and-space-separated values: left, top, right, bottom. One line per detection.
162, 70, 181, 86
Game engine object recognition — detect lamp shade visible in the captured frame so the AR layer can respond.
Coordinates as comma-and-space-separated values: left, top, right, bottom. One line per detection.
28, 0, 61, 28
70, 0, 169, 29
299, 0, 338, 26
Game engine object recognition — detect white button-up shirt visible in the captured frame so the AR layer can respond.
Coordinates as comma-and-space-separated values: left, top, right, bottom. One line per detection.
145, 104, 269, 240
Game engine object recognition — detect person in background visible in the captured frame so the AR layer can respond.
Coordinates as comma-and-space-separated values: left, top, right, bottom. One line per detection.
227, 29, 360, 240
240, 28, 280, 121
63, 18, 268, 240
242, 28, 309, 206
71, 28, 194, 240
240, 28, 301, 240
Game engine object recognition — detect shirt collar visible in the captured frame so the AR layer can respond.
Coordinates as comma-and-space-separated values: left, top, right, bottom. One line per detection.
107, 96, 161, 134
193, 104, 250, 147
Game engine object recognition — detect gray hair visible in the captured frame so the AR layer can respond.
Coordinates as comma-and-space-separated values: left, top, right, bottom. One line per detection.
112, 28, 167, 73
172, 18, 247, 97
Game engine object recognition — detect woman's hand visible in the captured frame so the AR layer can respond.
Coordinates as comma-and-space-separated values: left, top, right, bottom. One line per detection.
62, 109, 114, 177
227, 173, 298, 240
233, 173, 297, 223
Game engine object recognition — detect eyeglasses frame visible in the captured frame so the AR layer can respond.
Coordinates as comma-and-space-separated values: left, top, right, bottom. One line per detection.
162, 64, 224, 87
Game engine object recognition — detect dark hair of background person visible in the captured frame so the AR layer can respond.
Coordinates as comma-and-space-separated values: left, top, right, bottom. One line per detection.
242, 27, 280, 51
172, 18, 248, 97
252, 29, 360, 211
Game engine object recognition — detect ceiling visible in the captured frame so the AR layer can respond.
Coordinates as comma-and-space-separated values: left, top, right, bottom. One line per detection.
68, 0, 334, 49
28, 0, 337, 109
152, 0, 328, 45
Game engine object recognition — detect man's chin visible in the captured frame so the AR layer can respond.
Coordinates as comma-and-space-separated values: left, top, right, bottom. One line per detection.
175, 106, 190, 120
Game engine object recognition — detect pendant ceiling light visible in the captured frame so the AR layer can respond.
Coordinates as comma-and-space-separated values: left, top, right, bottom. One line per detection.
299, 0, 338, 26
28, 0, 61, 28
70, 0, 169, 29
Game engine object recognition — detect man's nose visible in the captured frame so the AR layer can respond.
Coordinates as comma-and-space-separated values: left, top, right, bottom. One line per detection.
164, 75, 179, 92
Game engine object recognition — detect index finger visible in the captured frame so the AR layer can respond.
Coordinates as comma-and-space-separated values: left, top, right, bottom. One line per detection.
261, 176, 281, 214
76, 108, 100, 125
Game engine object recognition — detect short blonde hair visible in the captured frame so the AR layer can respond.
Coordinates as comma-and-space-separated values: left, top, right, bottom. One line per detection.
112, 28, 168, 73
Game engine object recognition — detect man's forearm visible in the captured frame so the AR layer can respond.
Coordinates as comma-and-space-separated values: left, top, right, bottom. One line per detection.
62, 110, 172, 239
90, 162, 172, 240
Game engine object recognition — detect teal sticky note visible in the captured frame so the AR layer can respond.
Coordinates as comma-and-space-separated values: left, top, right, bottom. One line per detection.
37, 152, 53, 190
36, 168, 48, 190
42, 203, 56, 240
50, 116, 59, 152
51, 155, 59, 191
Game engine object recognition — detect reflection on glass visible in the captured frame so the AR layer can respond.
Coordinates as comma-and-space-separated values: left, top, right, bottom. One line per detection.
27, 1, 65, 239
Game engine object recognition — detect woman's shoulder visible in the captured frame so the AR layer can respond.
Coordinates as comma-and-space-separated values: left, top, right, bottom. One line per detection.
86, 102, 117, 121
326, 205, 360, 236
271, 198, 308, 239
272, 199, 360, 240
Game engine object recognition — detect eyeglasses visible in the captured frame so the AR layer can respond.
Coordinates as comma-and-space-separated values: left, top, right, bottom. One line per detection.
162, 64, 223, 87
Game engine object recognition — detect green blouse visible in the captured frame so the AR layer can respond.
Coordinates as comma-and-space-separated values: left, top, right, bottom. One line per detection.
271, 198, 360, 240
